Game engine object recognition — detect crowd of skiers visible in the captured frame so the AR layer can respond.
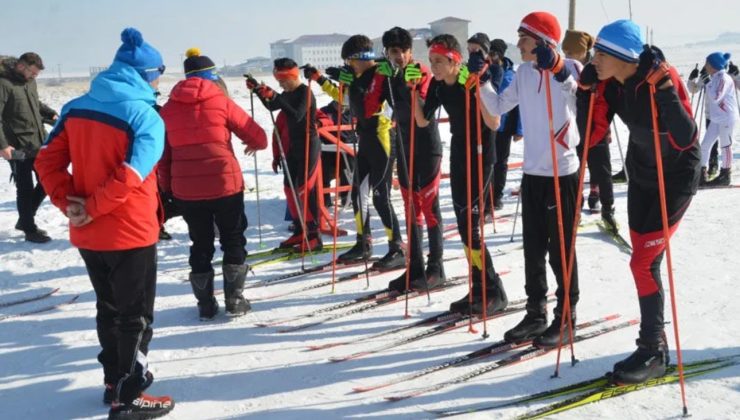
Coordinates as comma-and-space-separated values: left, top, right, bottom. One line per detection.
2, 9, 738, 420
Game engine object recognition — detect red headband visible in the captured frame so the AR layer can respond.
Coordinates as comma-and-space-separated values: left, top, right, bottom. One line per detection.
273, 67, 299, 81
429, 43, 462, 64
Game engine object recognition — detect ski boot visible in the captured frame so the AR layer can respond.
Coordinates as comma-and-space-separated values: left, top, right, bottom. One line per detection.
108, 393, 174, 420
705, 168, 731, 187
601, 206, 618, 234
504, 300, 548, 343
449, 270, 507, 316
372, 240, 405, 271
104, 371, 154, 405
189, 270, 219, 321
612, 169, 627, 183
533, 307, 576, 348
337, 235, 372, 263
611, 336, 669, 384
699, 166, 709, 187
587, 189, 601, 214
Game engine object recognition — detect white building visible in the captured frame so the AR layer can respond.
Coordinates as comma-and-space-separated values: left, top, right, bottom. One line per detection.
270, 34, 349, 69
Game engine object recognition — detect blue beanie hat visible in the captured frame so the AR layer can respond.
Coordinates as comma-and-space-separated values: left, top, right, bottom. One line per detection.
114, 27, 164, 82
594, 19, 643, 63
706, 52, 731, 71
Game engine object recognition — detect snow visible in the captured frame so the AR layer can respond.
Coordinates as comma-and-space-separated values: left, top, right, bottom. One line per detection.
1, 59, 739, 420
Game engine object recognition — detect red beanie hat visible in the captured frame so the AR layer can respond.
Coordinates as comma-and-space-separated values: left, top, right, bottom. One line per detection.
518, 11, 562, 46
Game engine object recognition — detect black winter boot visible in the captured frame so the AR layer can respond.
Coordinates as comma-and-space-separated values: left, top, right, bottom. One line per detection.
705, 168, 731, 187
611, 336, 669, 384
387, 263, 426, 292
601, 206, 618, 234
533, 308, 577, 349
337, 235, 372, 263
612, 169, 627, 183
189, 271, 218, 320
587, 189, 601, 213
504, 301, 548, 343
424, 258, 447, 290
449, 270, 507, 316
223, 264, 251, 316
372, 240, 406, 271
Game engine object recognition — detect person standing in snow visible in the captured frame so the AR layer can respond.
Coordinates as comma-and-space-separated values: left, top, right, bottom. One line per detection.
478, 11, 582, 348
0, 52, 57, 243
581, 19, 700, 383
34, 28, 174, 419
247, 58, 323, 252
698, 52, 737, 187
687, 63, 720, 178
159, 48, 267, 320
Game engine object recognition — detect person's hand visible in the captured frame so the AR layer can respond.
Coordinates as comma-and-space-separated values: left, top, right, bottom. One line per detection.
688, 65, 699, 81
637, 45, 672, 89
66, 195, 93, 227
244, 146, 258, 156
729, 61, 739, 77
404, 63, 422, 86
467, 50, 488, 74
375, 58, 395, 77
533, 41, 570, 82
579, 63, 599, 88
301, 64, 322, 82
244, 74, 260, 90
1, 146, 14, 160
256, 84, 275, 100
699, 66, 710, 85
271, 158, 281, 174
513, 135, 523, 142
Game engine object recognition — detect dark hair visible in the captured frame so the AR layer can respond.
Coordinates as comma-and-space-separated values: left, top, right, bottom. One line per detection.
382, 27, 413, 50
19, 52, 44, 70
467, 32, 490, 54
426, 34, 461, 54
341, 35, 373, 59
273, 57, 298, 69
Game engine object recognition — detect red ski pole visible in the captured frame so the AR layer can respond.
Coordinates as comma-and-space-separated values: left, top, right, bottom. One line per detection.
474, 80, 490, 339
464, 77, 478, 334
330, 84, 345, 293
300, 79, 313, 267
649, 82, 689, 415
403, 82, 419, 318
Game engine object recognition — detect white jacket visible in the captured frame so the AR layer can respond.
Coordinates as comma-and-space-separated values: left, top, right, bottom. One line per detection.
705, 70, 738, 125
480, 59, 581, 177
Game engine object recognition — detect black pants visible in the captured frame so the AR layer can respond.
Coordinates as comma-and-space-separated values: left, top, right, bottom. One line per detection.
493, 130, 514, 201
176, 192, 247, 273
578, 141, 614, 208
521, 173, 580, 314
9, 158, 46, 232
627, 183, 693, 344
79, 244, 157, 404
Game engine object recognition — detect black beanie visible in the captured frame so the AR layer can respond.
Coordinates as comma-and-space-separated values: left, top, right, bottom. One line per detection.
183, 47, 217, 79
467, 32, 491, 54
490, 39, 508, 57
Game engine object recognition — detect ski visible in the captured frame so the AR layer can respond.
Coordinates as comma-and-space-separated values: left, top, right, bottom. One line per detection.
429, 354, 740, 417
273, 276, 474, 333
596, 220, 632, 253
0, 287, 60, 308
384, 318, 639, 401
0, 294, 80, 322
699, 184, 740, 190
246, 258, 379, 291
352, 313, 616, 392
308, 293, 533, 352
517, 359, 740, 419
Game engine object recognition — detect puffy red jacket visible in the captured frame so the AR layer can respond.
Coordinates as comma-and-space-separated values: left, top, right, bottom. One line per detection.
159, 78, 267, 201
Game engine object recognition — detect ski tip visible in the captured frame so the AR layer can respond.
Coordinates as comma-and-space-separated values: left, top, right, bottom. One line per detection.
327, 356, 348, 363
351, 386, 373, 393
384, 395, 409, 402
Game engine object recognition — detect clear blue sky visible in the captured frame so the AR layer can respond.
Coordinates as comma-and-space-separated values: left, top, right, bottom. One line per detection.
2, 0, 738, 74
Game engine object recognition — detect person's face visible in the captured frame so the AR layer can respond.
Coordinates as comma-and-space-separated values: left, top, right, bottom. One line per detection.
16, 62, 41, 81
591, 50, 625, 80
517, 33, 537, 62
278, 78, 300, 92
467, 43, 482, 55
386, 47, 412, 68
149, 77, 160, 90
704, 62, 718, 75
428, 52, 457, 82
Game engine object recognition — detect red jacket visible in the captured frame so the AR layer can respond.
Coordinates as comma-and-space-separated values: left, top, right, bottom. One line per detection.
159, 78, 267, 201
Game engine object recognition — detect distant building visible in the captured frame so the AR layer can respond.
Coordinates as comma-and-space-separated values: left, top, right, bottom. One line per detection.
270, 34, 349, 69
429, 17, 471, 59
89, 66, 108, 78
220, 57, 273, 77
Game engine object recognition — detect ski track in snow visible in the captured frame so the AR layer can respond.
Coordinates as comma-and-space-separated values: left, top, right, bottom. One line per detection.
1, 54, 739, 419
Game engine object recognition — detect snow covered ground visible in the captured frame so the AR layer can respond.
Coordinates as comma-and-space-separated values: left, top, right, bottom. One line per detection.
1, 57, 739, 419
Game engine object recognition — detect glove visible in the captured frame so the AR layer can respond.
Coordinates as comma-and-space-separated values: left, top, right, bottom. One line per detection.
326, 66, 354, 85
256, 84, 275, 100
467, 51, 487, 74
375, 58, 396, 77
533, 41, 570, 82
404, 63, 422, 85
457, 65, 470, 86
579, 63, 599, 88
699, 66, 710, 84
301, 64, 322, 82
636, 45, 666, 79
688, 65, 699, 81
245, 74, 259, 90
729, 61, 739, 77
272, 158, 281, 174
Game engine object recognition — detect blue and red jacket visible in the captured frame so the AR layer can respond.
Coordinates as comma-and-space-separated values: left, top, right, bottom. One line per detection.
35, 62, 165, 251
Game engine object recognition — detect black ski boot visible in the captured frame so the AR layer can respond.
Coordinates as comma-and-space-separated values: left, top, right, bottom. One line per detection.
337, 235, 372, 263
424, 258, 447, 290
387, 264, 426, 292
601, 206, 618, 234
587, 190, 601, 214
189, 270, 219, 321
708, 155, 719, 178
449, 270, 507, 316
223, 264, 251, 316
706, 168, 731, 187
699, 166, 709, 187
104, 371, 154, 405
108, 393, 174, 420
533, 308, 576, 349
372, 241, 406, 271
504, 301, 548, 343
611, 337, 669, 384
612, 169, 627, 183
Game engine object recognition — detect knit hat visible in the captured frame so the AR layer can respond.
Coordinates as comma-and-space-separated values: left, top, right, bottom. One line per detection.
113, 27, 164, 82
518, 11, 561, 46
183, 47, 218, 80
467, 32, 491, 54
562, 30, 594, 58
490, 39, 508, 57
594, 19, 643, 63
706, 52, 731, 71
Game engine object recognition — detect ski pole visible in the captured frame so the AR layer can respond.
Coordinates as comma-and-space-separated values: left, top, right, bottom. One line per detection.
689, 64, 698, 110
464, 77, 478, 335
543, 72, 577, 374
299, 79, 314, 266
330, 84, 346, 293
509, 189, 521, 242
474, 78, 491, 339
612, 120, 628, 182
554, 86, 596, 374
249, 91, 266, 249
649, 82, 689, 416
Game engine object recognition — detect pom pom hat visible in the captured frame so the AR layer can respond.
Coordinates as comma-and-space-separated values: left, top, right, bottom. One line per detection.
114, 27, 164, 82
183, 47, 218, 81
594, 20, 644, 63
518, 11, 562, 46
706, 52, 731, 71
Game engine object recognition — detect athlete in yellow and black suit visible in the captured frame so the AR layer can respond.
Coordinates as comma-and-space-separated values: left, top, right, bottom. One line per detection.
302, 35, 404, 270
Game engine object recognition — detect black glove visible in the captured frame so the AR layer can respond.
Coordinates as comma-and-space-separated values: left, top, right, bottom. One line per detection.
699, 66, 710, 84
729, 61, 739, 77
579, 63, 599, 87
326, 66, 354, 84
688, 66, 699, 81
300, 64, 322, 82
467, 50, 487, 73
533, 41, 571, 83
272, 159, 281, 174
244, 74, 259, 90
636, 45, 666, 80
